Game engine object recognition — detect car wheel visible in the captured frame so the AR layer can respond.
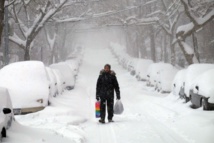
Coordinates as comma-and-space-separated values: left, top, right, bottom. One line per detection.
1, 128, 6, 138
0, 131, 2, 142
202, 99, 209, 110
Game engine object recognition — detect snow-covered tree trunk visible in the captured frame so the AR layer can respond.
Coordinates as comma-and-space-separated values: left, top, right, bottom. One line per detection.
44, 25, 58, 64
8, 0, 69, 61
176, 0, 214, 65
150, 25, 156, 62
192, 33, 200, 62
163, 34, 168, 63
170, 36, 175, 66
0, 0, 5, 47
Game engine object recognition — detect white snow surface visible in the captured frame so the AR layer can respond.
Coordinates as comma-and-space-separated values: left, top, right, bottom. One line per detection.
136, 59, 153, 80
157, 67, 178, 92
0, 61, 49, 108
50, 62, 75, 88
172, 69, 187, 96
192, 69, 214, 103
4, 47, 214, 143
184, 64, 214, 97
147, 63, 174, 86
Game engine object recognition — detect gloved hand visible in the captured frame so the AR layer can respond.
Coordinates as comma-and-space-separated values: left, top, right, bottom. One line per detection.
96, 96, 100, 101
116, 95, 120, 100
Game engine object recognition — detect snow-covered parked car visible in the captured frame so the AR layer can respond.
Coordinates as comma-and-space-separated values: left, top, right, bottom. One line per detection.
135, 59, 153, 81
46, 67, 58, 98
183, 64, 214, 102
156, 67, 178, 93
0, 61, 50, 115
0, 87, 13, 140
146, 63, 174, 87
52, 69, 65, 95
67, 47, 84, 66
190, 69, 214, 110
172, 69, 186, 97
127, 58, 139, 76
67, 53, 82, 67
65, 60, 79, 76
50, 63, 75, 90
118, 54, 130, 69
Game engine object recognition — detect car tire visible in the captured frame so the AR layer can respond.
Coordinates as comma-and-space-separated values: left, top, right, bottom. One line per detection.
1, 128, 6, 138
0, 131, 2, 142
184, 96, 188, 103
202, 99, 209, 110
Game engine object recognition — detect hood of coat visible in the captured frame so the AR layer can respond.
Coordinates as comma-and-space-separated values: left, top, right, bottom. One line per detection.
100, 69, 116, 76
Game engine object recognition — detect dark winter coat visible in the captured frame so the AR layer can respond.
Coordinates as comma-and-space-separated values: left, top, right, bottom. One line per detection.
96, 69, 120, 100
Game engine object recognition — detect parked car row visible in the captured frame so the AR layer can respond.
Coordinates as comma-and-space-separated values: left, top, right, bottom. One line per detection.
0, 87, 14, 141
109, 42, 178, 93
0, 47, 82, 141
110, 42, 214, 111
172, 64, 214, 110
0, 48, 84, 115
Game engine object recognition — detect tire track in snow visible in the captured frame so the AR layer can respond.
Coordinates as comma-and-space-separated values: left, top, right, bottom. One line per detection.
84, 71, 118, 143
120, 80, 192, 143
78, 46, 191, 143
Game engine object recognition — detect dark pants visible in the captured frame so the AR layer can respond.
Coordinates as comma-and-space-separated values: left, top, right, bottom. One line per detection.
100, 97, 114, 120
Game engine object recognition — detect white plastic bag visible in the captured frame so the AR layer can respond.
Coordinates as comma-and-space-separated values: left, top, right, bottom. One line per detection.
114, 100, 124, 114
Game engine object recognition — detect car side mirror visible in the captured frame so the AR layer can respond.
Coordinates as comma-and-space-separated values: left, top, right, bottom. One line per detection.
3, 108, 11, 114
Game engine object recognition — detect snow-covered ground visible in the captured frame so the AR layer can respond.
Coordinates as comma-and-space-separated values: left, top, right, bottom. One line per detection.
4, 46, 214, 143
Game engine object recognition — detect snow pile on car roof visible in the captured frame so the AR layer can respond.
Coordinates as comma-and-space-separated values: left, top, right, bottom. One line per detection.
192, 69, 214, 102
184, 64, 214, 97
0, 61, 49, 108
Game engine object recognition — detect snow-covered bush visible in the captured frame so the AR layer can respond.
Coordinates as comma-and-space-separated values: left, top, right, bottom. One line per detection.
0, 61, 50, 109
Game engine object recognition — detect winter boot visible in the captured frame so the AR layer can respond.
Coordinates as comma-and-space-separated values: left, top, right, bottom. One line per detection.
99, 119, 105, 124
108, 119, 114, 122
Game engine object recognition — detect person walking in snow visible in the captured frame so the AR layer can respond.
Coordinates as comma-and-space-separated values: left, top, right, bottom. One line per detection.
96, 64, 120, 123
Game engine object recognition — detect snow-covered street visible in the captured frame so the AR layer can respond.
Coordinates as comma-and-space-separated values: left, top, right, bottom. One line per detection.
5, 46, 214, 143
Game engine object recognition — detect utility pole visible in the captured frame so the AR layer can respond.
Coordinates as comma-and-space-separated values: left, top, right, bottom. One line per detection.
4, 0, 9, 65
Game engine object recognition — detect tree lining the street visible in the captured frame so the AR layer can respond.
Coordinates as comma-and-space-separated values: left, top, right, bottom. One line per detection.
1, 0, 214, 67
